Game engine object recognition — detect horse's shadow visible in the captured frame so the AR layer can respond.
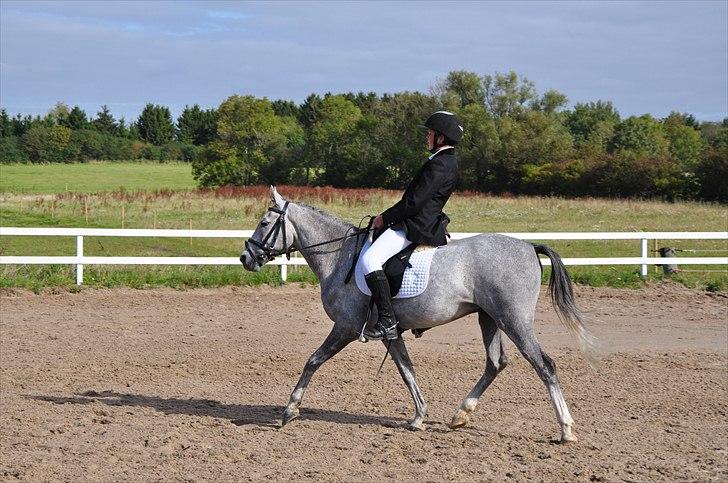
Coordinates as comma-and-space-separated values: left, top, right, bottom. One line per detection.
28, 390, 403, 429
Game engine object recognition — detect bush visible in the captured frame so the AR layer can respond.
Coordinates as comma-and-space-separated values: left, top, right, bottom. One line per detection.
0, 136, 30, 163
585, 152, 685, 199
68, 129, 135, 161
179, 143, 204, 162
695, 147, 728, 202
139, 144, 163, 161
192, 148, 248, 187
21, 125, 74, 162
521, 159, 586, 196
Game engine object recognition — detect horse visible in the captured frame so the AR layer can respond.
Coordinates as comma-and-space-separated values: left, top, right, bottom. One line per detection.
240, 186, 596, 443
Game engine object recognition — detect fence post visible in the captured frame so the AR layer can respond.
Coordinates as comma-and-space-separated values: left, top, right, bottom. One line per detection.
640, 238, 648, 277
280, 261, 288, 283
76, 235, 84, 286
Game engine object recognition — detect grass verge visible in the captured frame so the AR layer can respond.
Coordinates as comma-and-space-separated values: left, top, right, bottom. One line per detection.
0, 167, 725, 292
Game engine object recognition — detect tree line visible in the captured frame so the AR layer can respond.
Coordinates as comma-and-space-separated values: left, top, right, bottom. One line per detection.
1, 70, 726, 201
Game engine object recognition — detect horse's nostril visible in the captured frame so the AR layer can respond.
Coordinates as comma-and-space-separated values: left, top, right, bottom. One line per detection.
240, 254, 246, 264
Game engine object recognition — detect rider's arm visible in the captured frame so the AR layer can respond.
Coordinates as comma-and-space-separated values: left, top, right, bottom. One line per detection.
381, 157, 452, 227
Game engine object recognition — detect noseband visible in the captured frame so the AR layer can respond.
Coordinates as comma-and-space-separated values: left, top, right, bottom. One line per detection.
245, 201, 292, 262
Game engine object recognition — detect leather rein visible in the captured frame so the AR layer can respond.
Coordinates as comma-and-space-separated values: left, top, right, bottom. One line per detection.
245, 202, 373, 267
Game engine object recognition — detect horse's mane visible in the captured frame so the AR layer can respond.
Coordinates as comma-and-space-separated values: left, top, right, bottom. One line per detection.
292, 201, 355, 230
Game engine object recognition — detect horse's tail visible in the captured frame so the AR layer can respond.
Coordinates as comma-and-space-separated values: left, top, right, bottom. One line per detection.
533, 243, 600, 367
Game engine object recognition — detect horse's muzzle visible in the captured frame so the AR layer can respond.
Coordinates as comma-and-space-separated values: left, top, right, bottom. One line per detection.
240, 252, 261, 272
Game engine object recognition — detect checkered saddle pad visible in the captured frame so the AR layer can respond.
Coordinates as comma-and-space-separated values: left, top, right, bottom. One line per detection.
354, 239, 438, 299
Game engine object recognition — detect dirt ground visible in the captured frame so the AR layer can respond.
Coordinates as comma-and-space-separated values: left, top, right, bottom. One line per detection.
0, 283, 726, 481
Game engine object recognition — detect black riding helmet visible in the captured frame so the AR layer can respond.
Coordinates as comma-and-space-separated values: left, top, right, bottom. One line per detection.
422, 111, 464, 144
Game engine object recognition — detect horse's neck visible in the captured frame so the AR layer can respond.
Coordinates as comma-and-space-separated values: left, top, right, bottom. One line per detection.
290, 203, 355, 283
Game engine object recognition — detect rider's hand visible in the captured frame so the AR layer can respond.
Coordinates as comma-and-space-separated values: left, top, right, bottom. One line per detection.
372, 215, 384, 230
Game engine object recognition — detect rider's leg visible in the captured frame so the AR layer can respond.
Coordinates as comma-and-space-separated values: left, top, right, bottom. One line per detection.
361, 228, 412, 274
360, 228, 412, 340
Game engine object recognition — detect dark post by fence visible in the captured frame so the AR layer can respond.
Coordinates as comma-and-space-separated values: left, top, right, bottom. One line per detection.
658, 247, 679, 275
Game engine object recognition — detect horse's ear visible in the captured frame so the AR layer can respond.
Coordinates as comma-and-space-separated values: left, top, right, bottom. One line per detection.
270, 185, 285, 208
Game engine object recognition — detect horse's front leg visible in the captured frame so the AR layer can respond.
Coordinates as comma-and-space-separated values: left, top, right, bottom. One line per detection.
282, 325, 355, 426
385, 338, 428, 430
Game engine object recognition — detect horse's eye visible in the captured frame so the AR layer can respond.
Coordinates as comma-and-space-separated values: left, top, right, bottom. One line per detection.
261, 221, 269, 227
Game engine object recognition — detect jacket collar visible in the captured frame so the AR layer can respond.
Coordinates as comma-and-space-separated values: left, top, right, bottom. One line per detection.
428, 145, 454, 160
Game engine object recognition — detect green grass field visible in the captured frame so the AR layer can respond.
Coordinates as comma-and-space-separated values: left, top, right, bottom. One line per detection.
0, 161, 196, 194
1, 162, 726, 291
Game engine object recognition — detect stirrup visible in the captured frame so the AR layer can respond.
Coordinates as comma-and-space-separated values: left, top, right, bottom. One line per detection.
363, 322, 399, 341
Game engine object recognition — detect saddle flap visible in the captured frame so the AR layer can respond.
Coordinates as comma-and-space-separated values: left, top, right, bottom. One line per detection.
383, 244, 419, 296
354, 240, 438, 299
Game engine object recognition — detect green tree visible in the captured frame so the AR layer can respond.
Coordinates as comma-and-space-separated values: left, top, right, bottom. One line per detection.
193, 95, 295, 187
611, 115, 669, 157
434, 70, 485, 109
665, 123, 704, 170
664, 111, 699, 130
177, 105, 218, 145
455, 103, 501, 191
533, 89, 569, 115
271, 99, 300, 119
0, 109, 11, 137
0, 135, 28, 162
695, 146, 728, 201
92, 105, 118, 135
344, 91, 380, 115
45, 102, 71, 126
700, 119, 728, 149
373, 91, 439, 188
10, 114, 40, 137
117, 117, 129, 138
483, 71, 537, 118
495, 111, 575, 192
565, 101, 620, 152
65, 106, 88, 130
298, 94, 323, 129
309, 95, 365, 187
21, 125, 74, 162
136, 103, 175, 145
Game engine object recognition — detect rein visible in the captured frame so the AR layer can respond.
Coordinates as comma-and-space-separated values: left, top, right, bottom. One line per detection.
245, 202, 373, 264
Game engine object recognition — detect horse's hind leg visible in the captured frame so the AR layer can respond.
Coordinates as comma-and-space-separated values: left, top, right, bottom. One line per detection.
450, 310, 508, 429
498, 314, 576, 443
385, 338, 427, 430
282, 325, 355, 426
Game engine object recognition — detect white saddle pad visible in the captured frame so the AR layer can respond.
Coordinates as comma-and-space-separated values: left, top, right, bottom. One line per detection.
354, 239, 438, 299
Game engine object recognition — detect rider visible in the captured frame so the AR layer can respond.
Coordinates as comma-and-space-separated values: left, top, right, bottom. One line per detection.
361, 111, 462, 340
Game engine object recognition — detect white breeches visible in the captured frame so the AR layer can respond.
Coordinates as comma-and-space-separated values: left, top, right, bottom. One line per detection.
361, 228, 413, 275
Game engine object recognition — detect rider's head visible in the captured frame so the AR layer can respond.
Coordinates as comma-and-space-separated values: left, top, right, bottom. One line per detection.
423, 111, 463, 152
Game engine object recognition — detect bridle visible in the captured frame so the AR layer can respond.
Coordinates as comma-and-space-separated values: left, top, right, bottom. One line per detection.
245, 201, 293, 262
244, 202, 374, 265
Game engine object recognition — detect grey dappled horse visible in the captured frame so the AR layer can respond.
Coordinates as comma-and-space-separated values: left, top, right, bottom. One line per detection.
240, 187, 596, 442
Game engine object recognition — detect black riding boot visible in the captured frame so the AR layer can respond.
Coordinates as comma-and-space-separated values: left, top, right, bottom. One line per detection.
363, 270, 399, 341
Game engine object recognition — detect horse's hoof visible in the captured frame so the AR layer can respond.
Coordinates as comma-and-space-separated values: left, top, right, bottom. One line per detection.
404, 420, 425, 431
560, 434, 578, 443
560, 426, 578, 443
281, 407, 299, 427
449, 410, 469, 429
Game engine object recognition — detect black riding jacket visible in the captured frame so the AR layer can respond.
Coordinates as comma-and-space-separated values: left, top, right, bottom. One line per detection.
381, 147, 459, 246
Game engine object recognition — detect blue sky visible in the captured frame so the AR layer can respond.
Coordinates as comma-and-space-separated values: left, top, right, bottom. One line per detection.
1, 0, 726, 122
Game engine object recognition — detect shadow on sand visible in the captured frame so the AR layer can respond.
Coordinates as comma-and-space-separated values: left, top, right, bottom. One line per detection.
29, 390, 404, 429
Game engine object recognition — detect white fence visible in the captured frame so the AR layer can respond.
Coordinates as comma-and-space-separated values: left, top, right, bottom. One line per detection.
0, 227, 726, 285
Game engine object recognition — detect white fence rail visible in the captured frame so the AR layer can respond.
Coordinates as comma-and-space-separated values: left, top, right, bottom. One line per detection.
1, 227, 726, 285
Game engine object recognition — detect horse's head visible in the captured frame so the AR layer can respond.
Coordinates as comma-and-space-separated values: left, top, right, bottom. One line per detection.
240, 186, 298, 272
